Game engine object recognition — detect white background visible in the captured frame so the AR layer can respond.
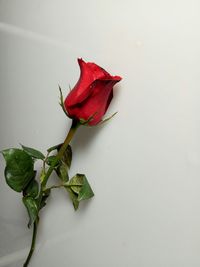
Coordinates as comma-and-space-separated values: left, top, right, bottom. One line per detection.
1, 0, 200, 266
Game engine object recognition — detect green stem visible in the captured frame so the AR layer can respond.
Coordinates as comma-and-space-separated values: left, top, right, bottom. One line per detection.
45, 183, 83, 191
23, 119, 80, 267
45, 184, 64, 190
23, 221, 38, 267
41, 120, 79, 188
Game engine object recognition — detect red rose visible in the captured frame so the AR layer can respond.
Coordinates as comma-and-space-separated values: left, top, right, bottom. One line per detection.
64, 58, 122, 126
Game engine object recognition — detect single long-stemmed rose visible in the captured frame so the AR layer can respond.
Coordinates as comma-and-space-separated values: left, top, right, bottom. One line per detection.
0, 58, 122, 266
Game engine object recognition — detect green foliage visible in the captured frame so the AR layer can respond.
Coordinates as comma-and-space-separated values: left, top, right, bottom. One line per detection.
47, 143, 62, 153
23, 196, 38, 228
56, 145, 72, 182
61, 145, 72, 169
39, 189, 51, 210
21, 145, 45, 160
1, 149, 35, 192
1, 143, 94, 228
56, 162, 69, 182
46, 155, 58, 167
66, 174, 94, 210
0, 115, 97, 267
66, 187, 79, 210
47, 145, 72, 182
46, 144, 93, 210
23, 177, 39, 198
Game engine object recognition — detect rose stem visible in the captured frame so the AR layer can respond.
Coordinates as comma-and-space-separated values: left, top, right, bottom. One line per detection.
41, 119, 80, 188
23, 221, 38, 267
23, 119, 80, 267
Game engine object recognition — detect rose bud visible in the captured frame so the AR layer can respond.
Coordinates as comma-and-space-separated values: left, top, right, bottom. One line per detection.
64, 58, 122, 126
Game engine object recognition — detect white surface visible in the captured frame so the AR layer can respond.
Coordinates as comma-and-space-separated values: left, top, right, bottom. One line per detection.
1, 0, 200, 266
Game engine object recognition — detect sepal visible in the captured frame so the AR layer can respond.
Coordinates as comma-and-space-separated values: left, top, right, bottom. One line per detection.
59, 85, 69, 117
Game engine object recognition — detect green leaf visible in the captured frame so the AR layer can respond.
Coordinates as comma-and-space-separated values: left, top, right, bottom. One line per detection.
66, 174, 94, 210
47, 145, 72, 182
56, 145, 72, 182
23, 196, 38, 228
56, 162, 69, 182
47, 143, 62, 153
39, 189, 51, 210
65, 187, 79, 210
1, 148, 35, 192
23, 177, 39, 198
50, 144, 72, 168
67, 173, 83, 194
78, 175, 95, 201
21, 145, 45, 160
46, 156, 60, 167
62, 145, 72, 169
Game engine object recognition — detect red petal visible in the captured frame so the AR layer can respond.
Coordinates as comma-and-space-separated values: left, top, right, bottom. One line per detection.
67, 79, 120, 125
65, 58, 111, 107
